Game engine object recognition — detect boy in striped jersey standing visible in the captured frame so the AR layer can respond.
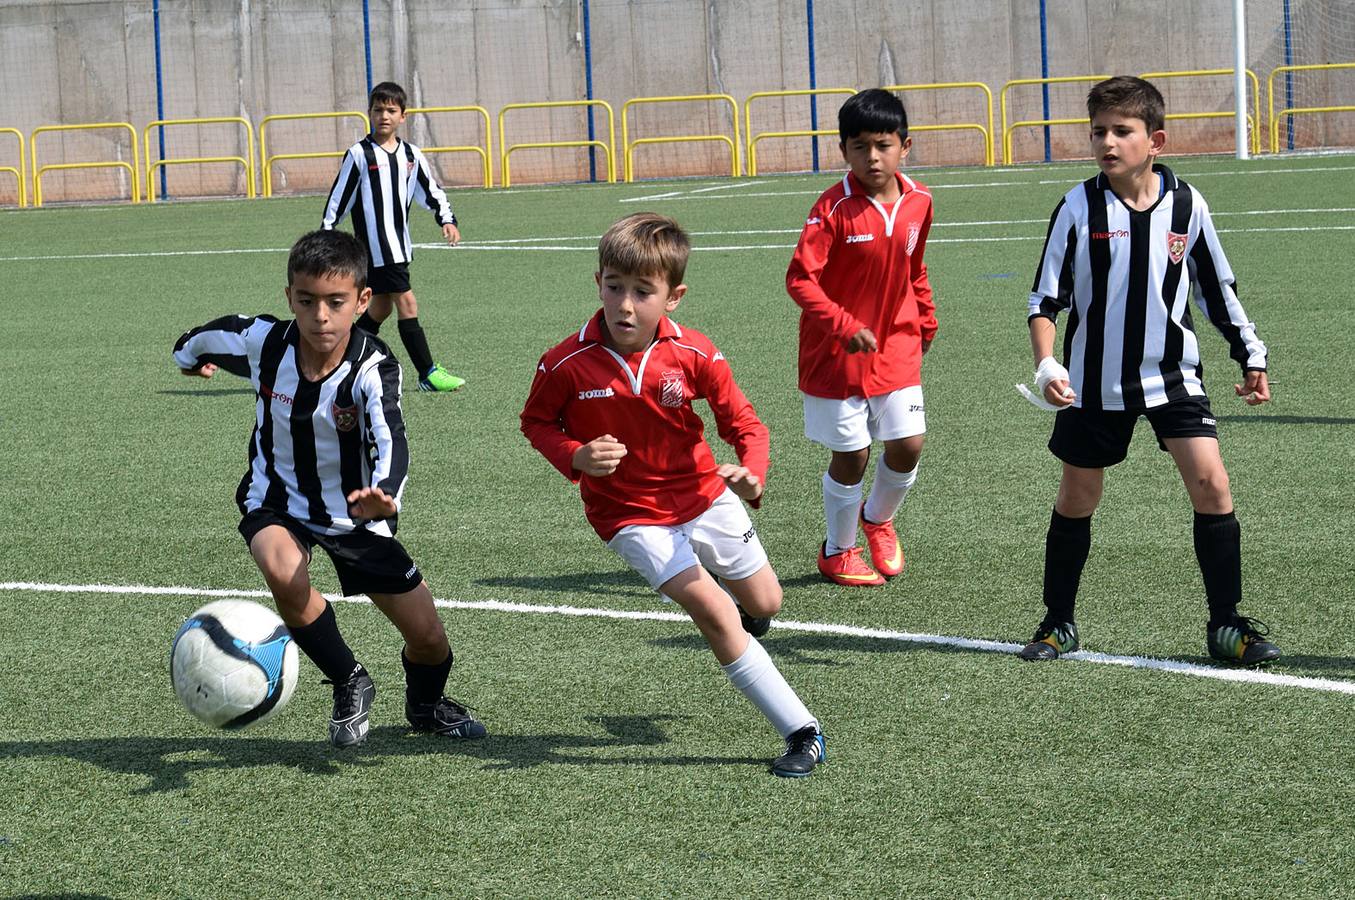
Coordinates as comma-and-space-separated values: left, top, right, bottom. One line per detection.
1021, 76, 1280, 665
322, 81, 465, 393
173, 230, 487, 746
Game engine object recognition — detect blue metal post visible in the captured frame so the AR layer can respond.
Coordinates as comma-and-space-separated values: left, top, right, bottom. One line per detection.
1039, 0, 1051, 162
362, 0, 373, 96
807, 0, 820, 172
153, 0, 167, 199
584, 0, 597, 182
1283, 0, 1294, 150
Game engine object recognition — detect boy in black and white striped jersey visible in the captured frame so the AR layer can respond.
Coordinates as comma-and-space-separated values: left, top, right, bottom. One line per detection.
1020, 76, 1281, 666
173, 229, 486, 746
322, 81, 465, 393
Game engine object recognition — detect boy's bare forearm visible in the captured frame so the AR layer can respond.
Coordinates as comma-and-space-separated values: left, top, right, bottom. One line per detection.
1028, 316, 1057, 365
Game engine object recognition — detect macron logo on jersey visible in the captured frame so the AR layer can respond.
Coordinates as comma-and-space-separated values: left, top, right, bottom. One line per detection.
578, 387, 615, 400
846, 233, 875, 244
260, 384, 294, 407
1091, 229, 1129, 240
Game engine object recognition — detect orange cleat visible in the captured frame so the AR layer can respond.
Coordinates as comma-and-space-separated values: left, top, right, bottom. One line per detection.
859, 509, 905, 578
816, 542, 885, 587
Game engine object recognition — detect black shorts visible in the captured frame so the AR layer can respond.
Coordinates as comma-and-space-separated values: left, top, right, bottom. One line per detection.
367, 262, 411, 295
1049, 395, 1218, 468
239, 508, 423, 597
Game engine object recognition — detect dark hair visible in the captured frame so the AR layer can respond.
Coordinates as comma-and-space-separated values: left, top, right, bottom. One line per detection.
598, 212, 691, 288
368, 81, 408, 112
839, 88, 908, 142
1087, 76, 1165, 133
287, 230, 368, 290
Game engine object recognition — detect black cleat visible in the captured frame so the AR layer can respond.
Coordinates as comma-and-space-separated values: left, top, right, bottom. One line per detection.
738, 605, 772, 638
1208, 616, 1281, 666
1018, 621, 1080, 661
771, 725, 826, 778
324, 664, 375, 748
407, 696, 488, 739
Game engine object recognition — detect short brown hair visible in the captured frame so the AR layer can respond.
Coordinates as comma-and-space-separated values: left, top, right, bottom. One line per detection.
597, 213, 691, 287
1087, 76, 1165, 133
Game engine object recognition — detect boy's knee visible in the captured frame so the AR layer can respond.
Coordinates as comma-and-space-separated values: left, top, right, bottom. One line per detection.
394, 291, 418, 317
1193, 471, 1232, 511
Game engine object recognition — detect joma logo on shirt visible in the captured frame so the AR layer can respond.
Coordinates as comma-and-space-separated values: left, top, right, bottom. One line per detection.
845, 233, 875, 244
578, 387, 615, 400
1091, 229, 1129, 240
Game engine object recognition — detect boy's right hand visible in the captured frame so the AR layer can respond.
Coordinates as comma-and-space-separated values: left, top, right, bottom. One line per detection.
573, 434, 627, 477
1036, 356, 1076, 407
846, 327, 878, 353
181, 363, 218, 379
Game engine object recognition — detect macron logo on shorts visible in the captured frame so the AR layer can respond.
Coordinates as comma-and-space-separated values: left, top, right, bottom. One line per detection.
1203, 417, 1216, 426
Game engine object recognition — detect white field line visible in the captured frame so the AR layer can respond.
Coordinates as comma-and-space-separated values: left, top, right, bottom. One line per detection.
3, 580, 1352, 697
3, 206, 1352, 263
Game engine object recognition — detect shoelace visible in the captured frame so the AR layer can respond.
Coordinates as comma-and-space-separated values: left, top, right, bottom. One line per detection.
1232, 616, 1271, 640
322, 673, 369, 711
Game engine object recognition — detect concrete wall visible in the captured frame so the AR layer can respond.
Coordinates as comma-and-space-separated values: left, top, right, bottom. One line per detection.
2, 0, 1350, 203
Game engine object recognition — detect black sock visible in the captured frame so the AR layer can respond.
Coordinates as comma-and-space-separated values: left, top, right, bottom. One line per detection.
1042, 509, 1092, 624
1194, 511, 1242, 628
288, 602, 359, 683
402, 649, 452, 707
356, 311, 383, 335
397, 317, 436, 376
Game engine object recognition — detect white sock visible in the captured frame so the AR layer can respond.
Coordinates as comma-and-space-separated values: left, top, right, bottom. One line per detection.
721, 637, 816, 738
863, 461, 918, 525
822, 472, 863, 555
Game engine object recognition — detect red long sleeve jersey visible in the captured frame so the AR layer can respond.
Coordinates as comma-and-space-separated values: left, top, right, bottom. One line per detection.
786, 171, 938, 399
521, 311, 770, 542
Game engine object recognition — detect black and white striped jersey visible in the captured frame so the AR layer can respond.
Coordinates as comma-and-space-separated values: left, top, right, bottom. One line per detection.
321, 137, 455, 268
173, 315, 410, 537
1028, 164, 1266, 412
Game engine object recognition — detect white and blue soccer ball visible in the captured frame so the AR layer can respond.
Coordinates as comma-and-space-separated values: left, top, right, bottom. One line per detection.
171, 599, 299, 728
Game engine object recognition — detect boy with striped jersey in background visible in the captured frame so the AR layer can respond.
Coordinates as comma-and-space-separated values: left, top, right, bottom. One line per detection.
1021, 76, 1280, 665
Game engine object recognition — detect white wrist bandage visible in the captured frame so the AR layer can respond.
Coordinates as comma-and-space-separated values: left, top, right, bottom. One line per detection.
1035, 356, 1071, 395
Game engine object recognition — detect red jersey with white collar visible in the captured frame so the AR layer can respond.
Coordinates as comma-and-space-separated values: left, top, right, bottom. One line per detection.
521, 311, 769, 541
786, 170, 937, 399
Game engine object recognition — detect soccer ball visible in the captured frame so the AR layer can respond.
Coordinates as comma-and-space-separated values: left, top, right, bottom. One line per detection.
170, 599, 299, 729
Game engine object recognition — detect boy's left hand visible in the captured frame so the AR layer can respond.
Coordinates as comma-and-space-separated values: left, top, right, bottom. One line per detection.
717, 464, 763, 502
347, 486, 397, 519
443, 223, 461, 246
1235, 370, 1271, 405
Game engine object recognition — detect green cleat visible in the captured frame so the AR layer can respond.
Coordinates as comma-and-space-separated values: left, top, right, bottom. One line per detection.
419, 364, 466, 393
1018, 621, 1080, 661
1208, 616, 1281, 666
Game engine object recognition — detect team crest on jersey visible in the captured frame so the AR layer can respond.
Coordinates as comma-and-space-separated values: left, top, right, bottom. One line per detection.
332, 402, 359, 432
1166, 231, 1188, 265
906, 222, 921, 256
659, 370, 686, 408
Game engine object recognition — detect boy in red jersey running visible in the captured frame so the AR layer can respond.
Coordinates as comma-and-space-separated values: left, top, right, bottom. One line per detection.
521, 213, 825, 778
787, 89, 938, 587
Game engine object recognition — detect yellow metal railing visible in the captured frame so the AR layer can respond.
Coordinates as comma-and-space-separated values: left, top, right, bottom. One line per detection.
408, 105, 493, 188
0, 127, 26, 207
743, 88, 856, 176
884, 82, 995, 166
1139, 69, 1260, 156
622, 94, 741, 181
259, 111, 370, 197
143, 116, 256, 201
30, 122, 140, 206
1000, 75, 1109, 163
1269, 62, 1355, 153
497, 100, 615, 188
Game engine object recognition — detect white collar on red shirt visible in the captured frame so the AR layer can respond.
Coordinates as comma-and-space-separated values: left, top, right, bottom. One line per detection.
838, 171, 915, 237
577, 310, 684, 396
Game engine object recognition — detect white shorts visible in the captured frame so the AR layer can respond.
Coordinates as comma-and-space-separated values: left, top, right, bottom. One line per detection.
606, 489, 768, 591
803, 385, 926, 452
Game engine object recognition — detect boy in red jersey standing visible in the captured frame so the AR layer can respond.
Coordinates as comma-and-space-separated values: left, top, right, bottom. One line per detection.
787, 89, 938, 587
521, 213, 825, 778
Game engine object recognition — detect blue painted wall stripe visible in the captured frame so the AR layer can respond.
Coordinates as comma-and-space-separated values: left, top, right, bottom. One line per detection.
807, 0, 820, 172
